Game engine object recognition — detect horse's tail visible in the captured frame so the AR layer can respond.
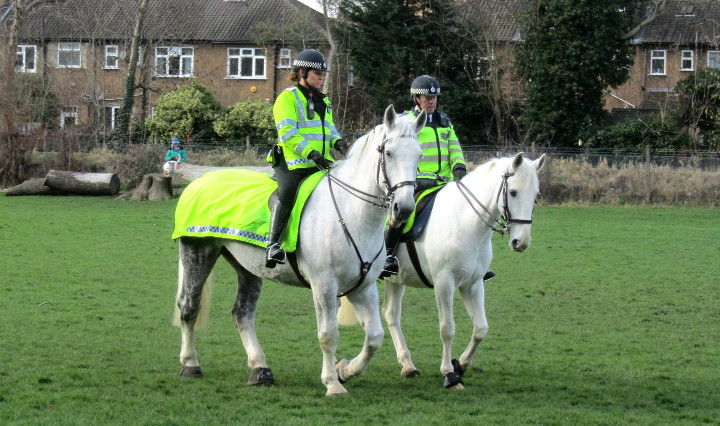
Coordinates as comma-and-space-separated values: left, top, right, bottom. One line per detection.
172, 256, 213, 329
337, 296, 359, 326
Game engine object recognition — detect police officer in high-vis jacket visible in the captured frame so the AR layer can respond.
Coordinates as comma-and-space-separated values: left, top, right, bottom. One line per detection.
266, 49, 348, 268
380, 75, 469, 278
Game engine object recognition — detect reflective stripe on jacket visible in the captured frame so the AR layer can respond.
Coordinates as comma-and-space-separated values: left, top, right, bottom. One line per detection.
404, 109, 465, 182
273, 86, 341, 170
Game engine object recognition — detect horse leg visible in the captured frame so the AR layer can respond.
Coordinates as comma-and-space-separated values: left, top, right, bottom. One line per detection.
434, 280, 464, 390
311, 284, 346, 396
382, 280, 420, 377
457, 280, 489, 374
336, 283, 384, 383
177, 238, 222, 378
222, 251, 272, 386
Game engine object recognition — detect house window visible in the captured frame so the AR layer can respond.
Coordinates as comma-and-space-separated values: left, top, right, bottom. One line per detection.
347, 64, 354, 87
278, 48, 291, 69
228, 48, 266, 78
105, 106, 121, 130
16, 45, 36, 73
60, 107, 78, 128
155, 46, 194, 77
650, 50, 666, 75
708, 51, 720, 69
680, 50, 694, 71
58, 42, 81, 68
477, 55, 493, 80
104, 45, 119, 69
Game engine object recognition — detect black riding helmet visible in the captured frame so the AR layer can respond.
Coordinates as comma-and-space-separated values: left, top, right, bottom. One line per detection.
293, 49, 328, 75
410, 75, 441, 97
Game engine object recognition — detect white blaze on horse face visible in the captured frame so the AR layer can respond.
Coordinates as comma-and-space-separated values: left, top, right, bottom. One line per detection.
382, 109, 423, 225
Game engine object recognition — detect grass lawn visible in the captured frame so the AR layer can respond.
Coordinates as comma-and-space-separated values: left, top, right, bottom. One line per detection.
0, 195, 718, 425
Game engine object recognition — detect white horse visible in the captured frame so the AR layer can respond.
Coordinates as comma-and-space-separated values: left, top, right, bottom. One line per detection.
173, 105, 425, 396
338, 153, 545, 389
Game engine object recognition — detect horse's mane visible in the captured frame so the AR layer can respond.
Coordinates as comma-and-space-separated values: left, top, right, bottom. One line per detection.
345, 113, 419, 159
470, 156, 538, 189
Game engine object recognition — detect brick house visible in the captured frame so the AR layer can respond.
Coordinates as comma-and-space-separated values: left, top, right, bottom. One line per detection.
606, 0, 720, 114
10, 0, 326, 137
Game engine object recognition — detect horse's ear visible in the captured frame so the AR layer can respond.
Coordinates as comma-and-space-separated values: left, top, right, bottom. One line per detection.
534, 154, 546, 172
384, 105, 396, 129
510, 152, 524, 173
413, 110, 427, 134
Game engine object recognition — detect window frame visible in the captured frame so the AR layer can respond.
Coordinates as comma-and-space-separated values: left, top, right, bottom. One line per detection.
650, 50, 666, 75
104, 44, 119, 69
155, 46, 194, 78
60, 107, 78, 128
708, 51, 720, 69
16, 44, 37, 73
58, 42, 82, 68
105, 106, 121, 130
680, 50, 694, 71
227, 47, 266, 79
278, 48, 291, 69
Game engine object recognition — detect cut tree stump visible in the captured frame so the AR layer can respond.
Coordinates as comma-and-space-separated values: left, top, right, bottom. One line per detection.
131, 173, 173, 201
44, 170, 120, 196
5, 178, 67, 196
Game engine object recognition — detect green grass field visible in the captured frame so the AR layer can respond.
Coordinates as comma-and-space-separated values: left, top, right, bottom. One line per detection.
1, 195, 718, 425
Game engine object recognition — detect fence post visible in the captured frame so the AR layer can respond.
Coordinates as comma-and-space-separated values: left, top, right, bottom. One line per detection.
645, 145, 651, 204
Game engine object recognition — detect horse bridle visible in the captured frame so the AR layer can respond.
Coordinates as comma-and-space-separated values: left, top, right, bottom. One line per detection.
320, 132, 418, 297
455, 168, 534, 237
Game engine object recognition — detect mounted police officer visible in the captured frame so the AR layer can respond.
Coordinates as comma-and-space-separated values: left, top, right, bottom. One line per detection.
380, 75, 471, 278
266, 49, 348, 268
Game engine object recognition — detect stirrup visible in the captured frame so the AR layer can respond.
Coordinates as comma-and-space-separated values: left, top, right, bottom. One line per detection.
380, 255, 399, 278
265, 243, 286, 268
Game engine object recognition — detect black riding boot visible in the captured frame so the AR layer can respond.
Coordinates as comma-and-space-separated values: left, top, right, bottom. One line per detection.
483, 270, 496, 281
265, 200, 291, 268
380, 224, 403, 278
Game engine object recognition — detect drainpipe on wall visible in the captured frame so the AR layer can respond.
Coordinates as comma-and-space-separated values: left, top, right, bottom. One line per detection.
273, 44, 279, 100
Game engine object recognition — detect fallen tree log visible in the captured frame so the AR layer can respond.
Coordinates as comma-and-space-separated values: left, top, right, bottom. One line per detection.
130, 173, 173, 201
5, 178, 67, 196
44, 170, 120, 196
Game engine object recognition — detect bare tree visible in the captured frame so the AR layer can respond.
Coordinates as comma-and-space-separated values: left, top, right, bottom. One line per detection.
115, 0, 149, 142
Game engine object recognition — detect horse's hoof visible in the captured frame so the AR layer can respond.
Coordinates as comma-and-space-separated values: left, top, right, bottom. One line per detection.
449, 383, 465, 391
247, 367, 274, 386
443, 371, 464, 388
335, 359, 350, 384
402, 369, 421, 378
325, 384, 348, 397
180, 366, 204, 379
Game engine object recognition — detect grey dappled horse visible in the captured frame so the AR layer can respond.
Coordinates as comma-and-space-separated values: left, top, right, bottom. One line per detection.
174, 105, 425, 396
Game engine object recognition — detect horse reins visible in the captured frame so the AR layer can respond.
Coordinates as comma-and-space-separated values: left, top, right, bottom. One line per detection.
291, 133, 418, 298
455, 168, 534, 237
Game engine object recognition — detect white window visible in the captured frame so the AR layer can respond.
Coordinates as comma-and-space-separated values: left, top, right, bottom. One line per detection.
680, 50, 694, 71
709, 51, 720, 69
155, 46, 194, 77
650, 50, 666, 75
16, 45, 37, 73
58, 42, 81, 68
278, 48, 291, 69
477, 55, 493, 80
60, 107, 78, 128
227, 48, 266, 78
105, 106, 121, 130
104, 45, 119, 69
347, 64, 354, 87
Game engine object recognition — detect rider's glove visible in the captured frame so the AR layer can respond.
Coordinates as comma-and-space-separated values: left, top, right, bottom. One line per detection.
334, 139, 349, 156
452, 166, 467, 182
308, 150, 334, 170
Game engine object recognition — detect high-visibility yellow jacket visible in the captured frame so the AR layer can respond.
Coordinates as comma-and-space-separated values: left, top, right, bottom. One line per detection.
404, 108, 466, 183
273, 86, 341, 170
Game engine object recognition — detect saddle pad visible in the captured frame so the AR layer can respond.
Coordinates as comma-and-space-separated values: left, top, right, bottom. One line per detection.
401, 184, 445, 236
172, 169, 324, 252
